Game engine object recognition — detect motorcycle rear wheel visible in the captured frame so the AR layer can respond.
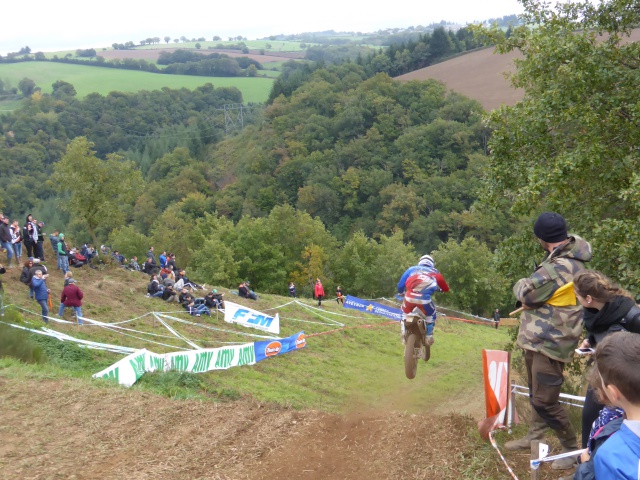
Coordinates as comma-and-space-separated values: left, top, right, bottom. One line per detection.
404, 333, 420, 379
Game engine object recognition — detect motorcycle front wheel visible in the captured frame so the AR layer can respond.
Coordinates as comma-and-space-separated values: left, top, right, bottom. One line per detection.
404, 333, 419, 379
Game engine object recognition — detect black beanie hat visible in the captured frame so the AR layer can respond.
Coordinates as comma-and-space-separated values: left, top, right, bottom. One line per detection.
533, 212, 568, 243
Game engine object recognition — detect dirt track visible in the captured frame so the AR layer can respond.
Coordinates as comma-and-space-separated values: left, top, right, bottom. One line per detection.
0, 376, 482, 480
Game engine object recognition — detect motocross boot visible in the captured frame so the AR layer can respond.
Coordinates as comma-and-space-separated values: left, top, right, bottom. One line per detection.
551, 425, 579, 470
504, 411, 547, 451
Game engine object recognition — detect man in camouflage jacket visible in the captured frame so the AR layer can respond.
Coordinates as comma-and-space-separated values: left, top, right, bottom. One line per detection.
505, 212, 592, 471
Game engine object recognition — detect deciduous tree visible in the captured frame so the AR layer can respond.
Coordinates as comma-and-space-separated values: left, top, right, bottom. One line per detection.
51, 137, 143, 247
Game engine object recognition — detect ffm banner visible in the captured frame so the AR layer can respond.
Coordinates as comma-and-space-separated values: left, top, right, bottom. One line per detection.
343, 295, 402, 321
224, 301, 280, 335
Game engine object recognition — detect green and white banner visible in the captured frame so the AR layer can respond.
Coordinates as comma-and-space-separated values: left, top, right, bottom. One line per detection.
92, 330, 312, 388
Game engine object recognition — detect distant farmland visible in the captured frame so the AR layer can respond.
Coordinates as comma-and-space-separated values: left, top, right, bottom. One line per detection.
0, 62, 274, 104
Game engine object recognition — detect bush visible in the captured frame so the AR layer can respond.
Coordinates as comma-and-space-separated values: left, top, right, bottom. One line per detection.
0, 312, 46, 364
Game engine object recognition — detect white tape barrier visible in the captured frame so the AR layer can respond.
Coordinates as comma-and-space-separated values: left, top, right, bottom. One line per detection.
439, 306, 493, 323
0, 320, 135, 354
153, 313, 201, 350
157, 313, 279, 340
531, 444, 586, 470
512, 384, 585, 408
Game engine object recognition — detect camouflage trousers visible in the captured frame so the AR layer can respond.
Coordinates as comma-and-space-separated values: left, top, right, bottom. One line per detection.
524, 350, 571, 432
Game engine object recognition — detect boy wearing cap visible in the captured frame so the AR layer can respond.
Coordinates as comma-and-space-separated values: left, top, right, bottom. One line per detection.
505, 212, 593, 470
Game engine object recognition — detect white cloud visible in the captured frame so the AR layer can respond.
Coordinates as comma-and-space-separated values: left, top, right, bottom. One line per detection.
1, 0, 524, 54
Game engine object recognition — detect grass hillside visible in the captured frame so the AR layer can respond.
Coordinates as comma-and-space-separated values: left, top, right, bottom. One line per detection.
0, 62, 274, 103
0, 250, 509, 414
1, 246, 572, 479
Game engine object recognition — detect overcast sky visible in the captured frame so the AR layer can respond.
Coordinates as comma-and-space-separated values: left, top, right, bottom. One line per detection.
1, 0, 524, 55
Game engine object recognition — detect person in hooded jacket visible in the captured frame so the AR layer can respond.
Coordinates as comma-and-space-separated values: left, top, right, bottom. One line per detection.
59, 278, 84, 324
573, 270, 640, 449
57, 233, 70, 274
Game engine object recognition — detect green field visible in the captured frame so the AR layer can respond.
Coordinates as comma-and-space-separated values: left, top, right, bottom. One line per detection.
0, 62, 274, 104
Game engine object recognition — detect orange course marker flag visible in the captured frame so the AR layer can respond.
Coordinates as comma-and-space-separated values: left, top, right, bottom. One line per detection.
509, 281, 577, 316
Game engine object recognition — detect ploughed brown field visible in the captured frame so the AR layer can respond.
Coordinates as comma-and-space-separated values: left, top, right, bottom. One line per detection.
397, 28, 640, 112
99, 48, 303, 64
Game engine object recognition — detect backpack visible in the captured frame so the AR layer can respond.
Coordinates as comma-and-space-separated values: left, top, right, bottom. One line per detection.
620, 304, 640, 334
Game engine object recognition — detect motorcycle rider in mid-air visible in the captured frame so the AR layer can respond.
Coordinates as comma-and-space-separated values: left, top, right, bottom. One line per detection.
397, 255, 449, 346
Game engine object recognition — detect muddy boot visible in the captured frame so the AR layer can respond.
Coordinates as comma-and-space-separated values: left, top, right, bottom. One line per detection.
551, 425, 579, 470
505, 413, 547, 451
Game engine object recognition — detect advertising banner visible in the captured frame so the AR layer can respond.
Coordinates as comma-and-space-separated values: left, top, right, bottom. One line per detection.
93, 349, 148, 387
164, 343, 256, 373
478, 349, 511, 439
224, 301, 280, 335
254, 331, 306, 363
343, 295, 402, 321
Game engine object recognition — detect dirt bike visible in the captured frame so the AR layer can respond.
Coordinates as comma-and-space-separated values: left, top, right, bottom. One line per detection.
401, 307, 431, 379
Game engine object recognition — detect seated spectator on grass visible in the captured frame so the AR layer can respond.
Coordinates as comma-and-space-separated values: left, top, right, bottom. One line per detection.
162, 284, 178, 302
59, 278, 84, 325
100, 245, 111, 256
147, 274, 164, 298
176, 269, 203, 290
112, 250, 126, 265
178, 287, 194, 307
159, 265, 173, 280
162, 273, 176, 287
128, 256, 141, 272
69, 248, 87, 268
185, 299, 210, 317
239, 282, 258, 300
142, 257, 159, 275
205, 290, 225, 309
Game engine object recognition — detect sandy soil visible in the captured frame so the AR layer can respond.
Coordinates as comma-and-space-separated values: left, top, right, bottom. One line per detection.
396, 28, 640, 112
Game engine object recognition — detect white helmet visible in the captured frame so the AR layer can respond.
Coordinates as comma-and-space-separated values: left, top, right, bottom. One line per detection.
418, 254, 434, 268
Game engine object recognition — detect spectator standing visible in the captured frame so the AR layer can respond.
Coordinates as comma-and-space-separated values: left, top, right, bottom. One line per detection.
31, 269, 50, 323
336, 286, 344, 304
493, 309, 500, 330
159, 251, 167, 268
504, 212, 592, 471
147, 246, 156, 264
315, 278, 325, 306
10, 220, 22, 266
289, 282, 296, 298
0, 216, 13, 268
57, 233, 70, 274
59, 278, 84, 324
35, 221, 45, 261
22, 214, 37, 259
49, 230, 60, 269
